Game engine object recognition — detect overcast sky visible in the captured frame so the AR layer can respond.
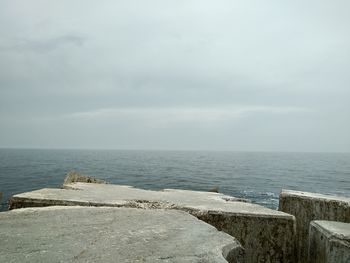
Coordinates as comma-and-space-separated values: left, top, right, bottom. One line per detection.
0, 1, 349, 152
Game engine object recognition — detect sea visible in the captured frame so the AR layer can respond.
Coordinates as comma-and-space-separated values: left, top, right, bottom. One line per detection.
0, 149, 349, 211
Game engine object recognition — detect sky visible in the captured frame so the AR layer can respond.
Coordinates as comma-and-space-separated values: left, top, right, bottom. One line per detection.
0, 1, 349, 152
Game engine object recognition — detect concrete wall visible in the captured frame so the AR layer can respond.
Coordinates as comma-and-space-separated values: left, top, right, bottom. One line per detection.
308, 221, 350, 263
193, 211, 296, 263
279, 190, 350, 263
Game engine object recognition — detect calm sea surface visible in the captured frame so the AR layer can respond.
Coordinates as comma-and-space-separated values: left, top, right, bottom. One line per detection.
0, 149, 349, 211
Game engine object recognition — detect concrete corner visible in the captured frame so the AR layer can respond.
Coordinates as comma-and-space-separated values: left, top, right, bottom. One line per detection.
308, 220, 350, 263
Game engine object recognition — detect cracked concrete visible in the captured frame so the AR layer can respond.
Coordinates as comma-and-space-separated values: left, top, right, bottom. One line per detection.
0, 206, 244, 263
9, 182, 296, 262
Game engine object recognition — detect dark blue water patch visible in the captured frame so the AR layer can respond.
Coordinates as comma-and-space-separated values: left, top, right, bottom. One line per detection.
0, 149, 349, 211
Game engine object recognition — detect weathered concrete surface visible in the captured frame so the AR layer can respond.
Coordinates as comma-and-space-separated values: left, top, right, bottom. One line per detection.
63, 171, 107, 185
0, 206, 244, 263
279, 189, 350, 262
10, 183, 296, 263
308, 221, 350, 263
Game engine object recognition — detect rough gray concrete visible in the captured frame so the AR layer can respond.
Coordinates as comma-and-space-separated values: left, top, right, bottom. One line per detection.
63, 171, 107, 185
0, 206, 244, 263
10, 183, 296, 263
308, 221, 350, 263
279, 189, 350, 263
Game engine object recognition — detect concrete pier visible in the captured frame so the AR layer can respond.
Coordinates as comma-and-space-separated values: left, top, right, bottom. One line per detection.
0, 206, 244, 263
10, 182, 296, 263
279, 189, 350, 262
308, 221, 350, 263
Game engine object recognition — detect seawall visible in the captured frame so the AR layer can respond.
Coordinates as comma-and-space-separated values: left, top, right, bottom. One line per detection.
2, 173, 349, 263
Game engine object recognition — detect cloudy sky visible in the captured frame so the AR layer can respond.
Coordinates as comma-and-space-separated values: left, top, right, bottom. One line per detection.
0, 1, 349, 152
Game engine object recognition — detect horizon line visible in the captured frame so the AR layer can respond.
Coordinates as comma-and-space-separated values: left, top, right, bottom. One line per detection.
0, 146, 349, 154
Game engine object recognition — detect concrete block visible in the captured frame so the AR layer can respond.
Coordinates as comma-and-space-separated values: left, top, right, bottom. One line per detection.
0, 206, 244, 263
63, 171, 107, 185
10, 183, 296, 263
308, 220, 350, 263
279, 189, 350, 262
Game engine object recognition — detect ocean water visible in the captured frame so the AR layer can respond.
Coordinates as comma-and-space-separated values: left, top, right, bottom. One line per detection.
0, 149, 349, 211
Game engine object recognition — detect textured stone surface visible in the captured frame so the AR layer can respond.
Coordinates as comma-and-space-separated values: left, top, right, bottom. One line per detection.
63, 171, 107, 185
10, 183, 296, 263
0, 206, 244, 263
195, 211, 295, 263
309, 221, 350, 263
279, 189, 350, 263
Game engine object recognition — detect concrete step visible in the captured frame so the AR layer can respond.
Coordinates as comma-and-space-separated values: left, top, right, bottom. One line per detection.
279, 189, 350, 263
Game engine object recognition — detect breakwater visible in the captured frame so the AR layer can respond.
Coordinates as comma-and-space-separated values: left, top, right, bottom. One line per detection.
1, 173, 349, 262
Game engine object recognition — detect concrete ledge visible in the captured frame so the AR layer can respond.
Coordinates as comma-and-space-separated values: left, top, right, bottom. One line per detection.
279, 189, 350, 262
0, 206, 244, 263
309, 221, 350, 263
10, 183, 296, 263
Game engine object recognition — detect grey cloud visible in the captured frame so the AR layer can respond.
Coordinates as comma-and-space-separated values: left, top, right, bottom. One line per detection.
0, 0, 349, 152
0, 35, 85, 53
